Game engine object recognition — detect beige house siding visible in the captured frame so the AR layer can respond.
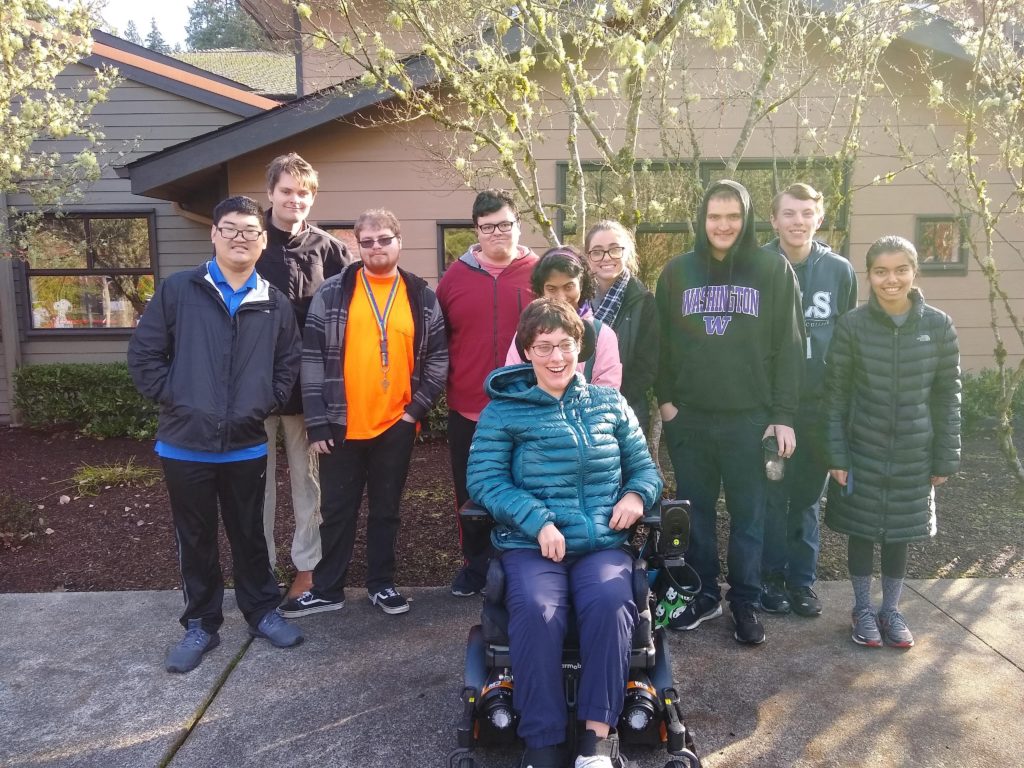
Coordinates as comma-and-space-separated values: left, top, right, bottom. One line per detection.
221, 89, 1021, 374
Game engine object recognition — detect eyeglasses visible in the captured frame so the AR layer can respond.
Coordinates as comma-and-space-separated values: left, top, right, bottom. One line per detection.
530, 339, 578, 358
215, 226, 264, 242
358, 235, 397, 249
477, 220, 517, 234
586, 246, 625, 262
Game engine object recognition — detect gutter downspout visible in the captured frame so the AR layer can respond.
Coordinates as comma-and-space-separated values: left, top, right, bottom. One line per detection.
0, 192, 25, 426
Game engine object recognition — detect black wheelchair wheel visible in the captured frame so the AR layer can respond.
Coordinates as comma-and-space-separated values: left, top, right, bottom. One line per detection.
455, 757, 475, 768
665, 753, 701, 768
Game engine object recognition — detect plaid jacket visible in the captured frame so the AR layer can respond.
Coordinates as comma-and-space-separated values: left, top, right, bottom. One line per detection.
301, 262, 448, 443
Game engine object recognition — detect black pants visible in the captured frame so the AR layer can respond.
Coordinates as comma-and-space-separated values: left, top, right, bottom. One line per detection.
161, 456, 281, 633
448, 410, 493, 581
313, 419, 416, 597
848, 536, 908, 579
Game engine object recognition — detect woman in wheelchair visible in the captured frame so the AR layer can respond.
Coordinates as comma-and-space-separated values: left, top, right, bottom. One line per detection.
466, 298, 663, 768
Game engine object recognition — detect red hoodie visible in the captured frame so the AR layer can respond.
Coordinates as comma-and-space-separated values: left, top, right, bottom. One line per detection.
436, 244, 538, 418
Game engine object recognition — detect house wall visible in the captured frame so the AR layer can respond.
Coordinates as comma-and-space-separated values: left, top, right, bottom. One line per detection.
223, 39, 1022, 374
4, 64, 243, 388
0, 63, 246, 423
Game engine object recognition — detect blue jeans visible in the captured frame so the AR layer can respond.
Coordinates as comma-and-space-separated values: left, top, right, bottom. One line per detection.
662, 406, 768, 607
761, 406, 828, 588
502, 547, 637, 749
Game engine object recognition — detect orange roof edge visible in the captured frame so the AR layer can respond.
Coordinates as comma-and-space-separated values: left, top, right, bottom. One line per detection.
91, 40, 281, 110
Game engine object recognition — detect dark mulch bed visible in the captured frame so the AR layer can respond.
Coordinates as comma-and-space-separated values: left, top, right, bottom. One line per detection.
0, 426, 1020, 593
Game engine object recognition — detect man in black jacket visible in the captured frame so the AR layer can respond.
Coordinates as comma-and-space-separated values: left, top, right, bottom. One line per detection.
128, 196, 304, 673
256, 153, 350, 600
656, 180, 805, 646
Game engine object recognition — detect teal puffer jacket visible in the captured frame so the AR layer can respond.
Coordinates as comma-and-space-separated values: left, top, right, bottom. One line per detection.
467, 364, 663, 554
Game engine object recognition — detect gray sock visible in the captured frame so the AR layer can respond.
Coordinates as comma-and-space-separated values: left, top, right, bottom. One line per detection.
851, 575, 873, 613
880, 576, 904, 614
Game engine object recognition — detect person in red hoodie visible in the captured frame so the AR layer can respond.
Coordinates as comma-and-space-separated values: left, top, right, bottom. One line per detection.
436, 189, 538, 596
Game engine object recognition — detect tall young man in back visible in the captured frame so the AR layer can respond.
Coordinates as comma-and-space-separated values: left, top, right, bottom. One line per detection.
257, 153, 350, 599
656, 180, 805, 645
760, 183, 858, 617
436, 189, 538, 596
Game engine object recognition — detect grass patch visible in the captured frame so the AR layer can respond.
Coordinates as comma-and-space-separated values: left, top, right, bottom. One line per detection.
70, 458, 162, 497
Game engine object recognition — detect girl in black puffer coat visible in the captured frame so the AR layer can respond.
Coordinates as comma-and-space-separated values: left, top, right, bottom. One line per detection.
824, 235, 961, 649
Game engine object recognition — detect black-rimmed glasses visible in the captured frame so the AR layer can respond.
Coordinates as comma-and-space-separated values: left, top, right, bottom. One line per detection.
358, 235, 398, 249
215, 226, 264, 242
530, 339, 578, 358
587, 246, 625, 262
477, 220, 517, 234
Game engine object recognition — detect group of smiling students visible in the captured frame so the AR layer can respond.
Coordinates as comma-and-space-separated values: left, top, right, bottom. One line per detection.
462, 178, 960, 768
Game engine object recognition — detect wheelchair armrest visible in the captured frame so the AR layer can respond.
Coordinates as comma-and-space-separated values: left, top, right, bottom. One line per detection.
459, 500, 495, 532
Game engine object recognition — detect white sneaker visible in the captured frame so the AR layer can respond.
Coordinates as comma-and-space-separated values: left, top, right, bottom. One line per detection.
574, 756, 613, 768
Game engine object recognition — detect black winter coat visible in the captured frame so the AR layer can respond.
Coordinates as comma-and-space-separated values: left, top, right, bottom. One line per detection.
256, 213, 350, 414
823, 288, 961, 543
608, 275, 658, 424
128, 264, 301, 453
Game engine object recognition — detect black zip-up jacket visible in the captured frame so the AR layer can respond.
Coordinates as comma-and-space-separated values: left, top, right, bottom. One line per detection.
655, 180, 806, 426
128, 263, 301, 453
824, 288, 961, 543
610, 275, 658, 419
256, 211, 350, 413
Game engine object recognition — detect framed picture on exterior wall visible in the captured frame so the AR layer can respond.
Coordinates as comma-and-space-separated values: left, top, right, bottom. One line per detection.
916, 216, 969, 275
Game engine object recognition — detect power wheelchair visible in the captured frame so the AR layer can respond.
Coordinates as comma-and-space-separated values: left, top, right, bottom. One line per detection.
447, 499, 702, 768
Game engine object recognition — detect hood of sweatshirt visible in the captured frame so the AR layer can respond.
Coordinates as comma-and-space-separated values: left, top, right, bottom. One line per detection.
694, 179, 759, 263
459, 243, 536, 270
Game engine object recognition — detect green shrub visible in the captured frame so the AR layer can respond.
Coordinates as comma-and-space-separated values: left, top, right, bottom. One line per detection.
423, 390, 449, 439
13, 362, 157, 439
0, 491, 39, 540
961, 368, 1024, 435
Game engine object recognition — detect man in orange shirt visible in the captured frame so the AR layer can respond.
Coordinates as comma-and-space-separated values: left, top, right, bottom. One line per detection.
279, 209, 448, 617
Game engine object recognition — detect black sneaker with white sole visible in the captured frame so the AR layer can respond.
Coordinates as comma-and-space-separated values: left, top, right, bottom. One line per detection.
668, 592, 723, 631
277, 590, 345, 618
369, 586, 410, 615
731, 602, 766, 645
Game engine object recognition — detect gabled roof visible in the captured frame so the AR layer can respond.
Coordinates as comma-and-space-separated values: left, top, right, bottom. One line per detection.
86, 30, 281, 116
173, 48, 297, 99
118, 41, 458, 204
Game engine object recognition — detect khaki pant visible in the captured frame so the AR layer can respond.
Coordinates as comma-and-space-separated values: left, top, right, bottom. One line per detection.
263, 414, 322, 571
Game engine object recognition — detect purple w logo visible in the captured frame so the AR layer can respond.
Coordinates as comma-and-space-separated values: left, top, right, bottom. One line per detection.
703, 315, 732, 335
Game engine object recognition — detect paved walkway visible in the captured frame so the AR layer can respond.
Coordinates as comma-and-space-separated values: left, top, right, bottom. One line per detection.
2, 579, 1022, 767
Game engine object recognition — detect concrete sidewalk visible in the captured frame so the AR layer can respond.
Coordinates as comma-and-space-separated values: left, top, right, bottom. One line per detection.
1, 579, 1021, 768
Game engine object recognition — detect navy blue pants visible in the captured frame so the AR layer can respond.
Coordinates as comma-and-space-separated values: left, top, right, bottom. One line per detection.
663, 407, 768, 607
762, 406, 828, 588
448, 410, 492, 584
503, 547, 637, 749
